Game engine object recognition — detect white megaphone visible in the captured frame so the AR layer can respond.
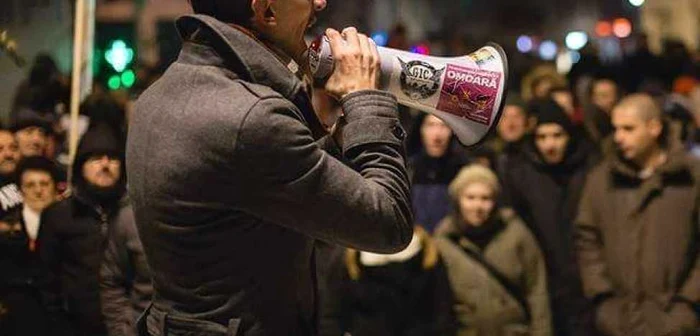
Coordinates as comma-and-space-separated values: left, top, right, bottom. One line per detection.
309, 35, 509, 147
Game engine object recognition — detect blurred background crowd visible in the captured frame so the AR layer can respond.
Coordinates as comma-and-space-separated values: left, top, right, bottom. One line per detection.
3, 0, 700, 335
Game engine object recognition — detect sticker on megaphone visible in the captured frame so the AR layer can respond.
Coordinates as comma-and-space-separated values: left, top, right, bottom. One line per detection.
309, 34, 509, 147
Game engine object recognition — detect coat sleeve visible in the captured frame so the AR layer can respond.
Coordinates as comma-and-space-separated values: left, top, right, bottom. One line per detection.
100, 215, 134, 336
677, 184, 700, 303
574, 170, 616, 300
37, 207, 72, 334
520, 225, 552, 336
237, 90, 413, 254
316, 135, 342, 160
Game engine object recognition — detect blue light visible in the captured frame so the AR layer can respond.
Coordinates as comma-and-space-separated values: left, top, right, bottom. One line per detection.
410, 44, 430, 55
570, 50, 581, 63
539, 40, 558, 60
516, 35, 533, 53
371, 31, 388, 47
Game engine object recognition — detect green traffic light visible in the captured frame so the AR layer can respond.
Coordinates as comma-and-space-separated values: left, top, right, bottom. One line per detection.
108, 75, 121, 90
121, 69, 136, 88
105, 40, 134, 73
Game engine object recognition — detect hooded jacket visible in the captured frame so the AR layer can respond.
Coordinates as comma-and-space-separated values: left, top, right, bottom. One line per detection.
319, 227, 457, 336
503, 133, 593, 273
575, 150, 700, 336
502, 127, 598, 335
39, 123, 128, 336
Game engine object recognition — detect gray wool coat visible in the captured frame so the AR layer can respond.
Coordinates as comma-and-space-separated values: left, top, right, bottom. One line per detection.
126, 14, 413, 336
100, 205, 153, 336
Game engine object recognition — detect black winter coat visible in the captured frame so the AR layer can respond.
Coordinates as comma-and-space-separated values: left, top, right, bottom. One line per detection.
502, 137, 598, 336
0, 221, 53, 336
319, 228, 456, 336
39, 193, 127, 336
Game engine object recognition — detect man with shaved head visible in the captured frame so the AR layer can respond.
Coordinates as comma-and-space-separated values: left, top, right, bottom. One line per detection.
575, 93, 700, 335
611, 94, 665, 172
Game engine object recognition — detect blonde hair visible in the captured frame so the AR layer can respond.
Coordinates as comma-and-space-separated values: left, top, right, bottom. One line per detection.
520, 64, 568, 102
448, 164, 500, 203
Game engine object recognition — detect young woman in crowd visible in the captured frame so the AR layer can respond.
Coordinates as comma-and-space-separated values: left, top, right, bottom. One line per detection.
435, 165, 552, 336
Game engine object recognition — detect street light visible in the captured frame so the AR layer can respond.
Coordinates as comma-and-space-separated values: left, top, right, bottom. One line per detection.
539, 40, 558, 61
613, 18, 632, 38
516, 35, 533, 53
596, 21, 613, 37
565, 31, 588, 51
629, 0, 645, 7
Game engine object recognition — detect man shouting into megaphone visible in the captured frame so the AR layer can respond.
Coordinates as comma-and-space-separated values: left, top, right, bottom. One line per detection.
126, 0, 414, 335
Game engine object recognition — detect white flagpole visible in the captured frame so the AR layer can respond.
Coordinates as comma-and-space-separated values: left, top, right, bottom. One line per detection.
68, 0, 95, 187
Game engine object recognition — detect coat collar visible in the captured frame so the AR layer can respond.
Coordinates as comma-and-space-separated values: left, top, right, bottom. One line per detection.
609, 149, 690, 181
71, 187, 127, 218
176, 14, 301, 97
608, 149, 695, 215
520, 133, 590, 174
175, 15, 326, 139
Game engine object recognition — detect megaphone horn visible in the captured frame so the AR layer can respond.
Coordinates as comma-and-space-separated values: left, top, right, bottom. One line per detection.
310, 35, 509, 147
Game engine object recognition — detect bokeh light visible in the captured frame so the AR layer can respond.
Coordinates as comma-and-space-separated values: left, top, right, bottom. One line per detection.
613, 18, 632, 38
371, 31, 388, 47
410, 43, 431, 55
107, 75, 121, 90
565, 31, 588, 51
596, 21, 613, 37
517, 35, 534, 53
556, 51, 573, 74
570, 50, 581, 63
539, 40, 558, 60
121, 70, 136, 88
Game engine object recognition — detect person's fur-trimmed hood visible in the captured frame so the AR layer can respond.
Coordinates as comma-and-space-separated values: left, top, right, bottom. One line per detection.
344, 226, 438, 281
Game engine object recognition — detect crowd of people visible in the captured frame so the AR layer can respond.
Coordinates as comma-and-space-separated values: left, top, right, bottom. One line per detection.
0, 54, 149, 336
312, 28, 700, 336
2, 20, 700, 336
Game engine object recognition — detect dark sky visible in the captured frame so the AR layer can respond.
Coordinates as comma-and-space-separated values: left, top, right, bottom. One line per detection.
318, 0, 639, 42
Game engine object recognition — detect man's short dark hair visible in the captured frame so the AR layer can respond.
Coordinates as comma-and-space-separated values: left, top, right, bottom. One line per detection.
189, 0, 253, 25
588, 77, 620, 98
15, 156, 59, 186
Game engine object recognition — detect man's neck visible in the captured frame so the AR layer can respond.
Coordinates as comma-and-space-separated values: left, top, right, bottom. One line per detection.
636, 146, 666, 179
229, 24, 308, 79
24, 204, 42, 216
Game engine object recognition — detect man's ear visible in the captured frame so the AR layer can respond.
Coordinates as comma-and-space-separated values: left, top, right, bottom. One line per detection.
648, 118, 663, 138
251, 0, 276, 27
